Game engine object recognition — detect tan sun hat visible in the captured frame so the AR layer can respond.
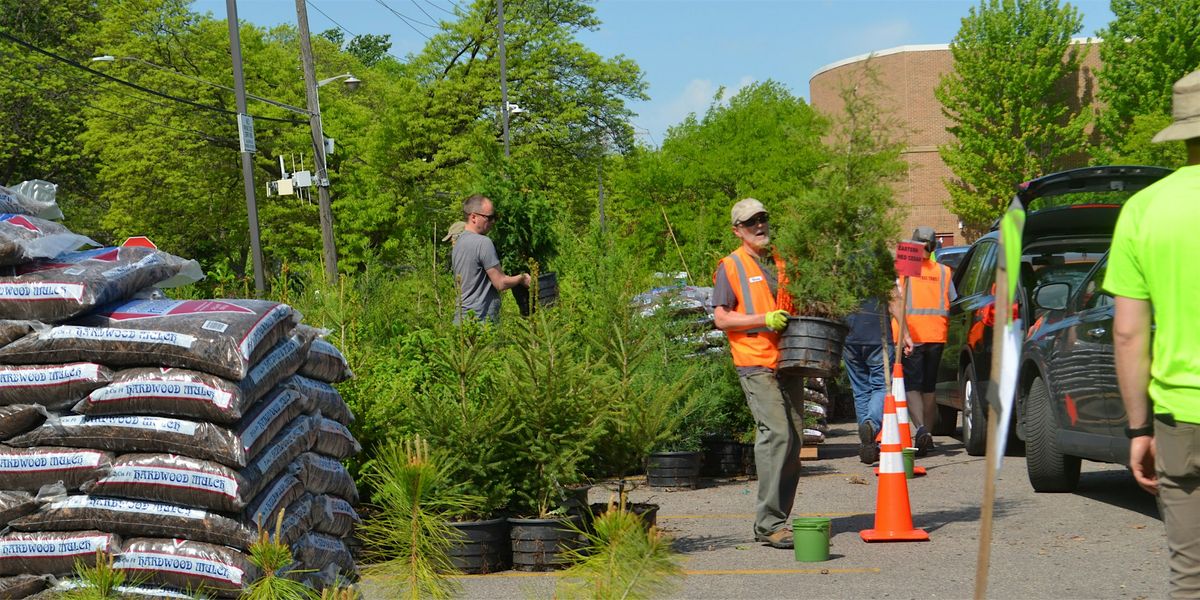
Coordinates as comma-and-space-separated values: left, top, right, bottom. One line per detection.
442, 221, 466, 242
1152, 70, 1200, 143
730, 198, 767, 226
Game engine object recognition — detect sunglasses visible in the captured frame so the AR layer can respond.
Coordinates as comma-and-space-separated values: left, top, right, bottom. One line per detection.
737, 213, 769, 228
472, 212, 498, 222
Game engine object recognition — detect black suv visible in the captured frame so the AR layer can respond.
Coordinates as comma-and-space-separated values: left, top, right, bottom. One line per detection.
933, 166, 1173, 456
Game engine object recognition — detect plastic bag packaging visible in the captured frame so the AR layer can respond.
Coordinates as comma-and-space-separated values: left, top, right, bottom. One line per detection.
75, 367, 249, 424
7, 414, 248, 468
0, 320, 39, 348
295, 326, 353, 383
290, 532, 355, 581
0, 214, 96, 266
9, 495, 256, 551
0, 446, 112, 491
313, 416, 361, 459
83, 453, 252, 513
0, 299, 298, 380
0, 180, 62, 220
114, 538, 259, 598
288, 452, 358, 503
283, 375, 353, 425
0, 363, 113, 411
0, 530, 119, 576
0, 490, 42, 525
0, 247, 202, 322
237, 415, 316, 497
40, 579, 199, 599
245, 475, 305, 534
237, 332, 312, 406
312, 494, 360, 538
0, 573, 51, 598
0, 404, 48, 441
234, 387, 312, 462
272, 493, 315, 546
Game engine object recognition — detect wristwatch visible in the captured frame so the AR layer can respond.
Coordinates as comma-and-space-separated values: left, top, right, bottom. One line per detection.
1124, 425, 1154, 439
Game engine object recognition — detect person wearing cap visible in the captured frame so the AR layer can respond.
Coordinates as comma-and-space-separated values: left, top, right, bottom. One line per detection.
890, 226, 954, 456
711, 197, 802, 550
451, 194, 531, 324
1108, 69, 1200, 597
443, 221, 466, 246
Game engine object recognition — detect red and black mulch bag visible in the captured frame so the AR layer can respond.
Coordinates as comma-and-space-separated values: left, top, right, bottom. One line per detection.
0, 446, 112, 492
75, 367, 249, 425
9, 495, 257, 551
0, 363, 113, 411
0, 246, 202, 322
114, 538, 260, 598
0, 299, 299, 381
82, 453, 251, 514
0, 214, 96, 267
7, 414, 249, 468
0, 530, 119, 576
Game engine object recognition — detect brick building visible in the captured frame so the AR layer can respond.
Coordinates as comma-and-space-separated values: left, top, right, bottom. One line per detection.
809, 42, 1101, 245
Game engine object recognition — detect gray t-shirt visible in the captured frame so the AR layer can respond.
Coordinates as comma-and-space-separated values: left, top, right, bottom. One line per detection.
452, 231, 502, 323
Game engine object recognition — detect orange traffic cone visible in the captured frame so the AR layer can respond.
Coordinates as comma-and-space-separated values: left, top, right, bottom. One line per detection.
861, 391, 930, 542
875, 363, 926, 476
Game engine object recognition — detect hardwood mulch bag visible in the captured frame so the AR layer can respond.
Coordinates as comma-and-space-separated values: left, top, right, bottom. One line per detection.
0, 180, 62, 220
7, 414, 248, 468
283, 375, 353, 425
75, 367, 248, 424
237, 333, 311, 405
290, 532, 355, 582
0, 404, 47, 441
0, 247, 202, 322
0, 490, 42, 526
83, 453, 252, 514
114, 538, 259, 599
0, 446, 112, 492
295, 327, 353, 383
37, 580, 197, 599
234, 387, 312, 463
0, 573, 50, 598
0, 530, 119, 576
9, 495, 256, 551
0, 214, 96, 267
237, 415, 317, 498
312, 416, 361, 459
273, 493, 315, 546
0, 299, 299, 381
0, 321, 39, 349
288, 452, 358, 503
243, 473, 305, 533
0, 363, 113, 411
312, 494, 360, 538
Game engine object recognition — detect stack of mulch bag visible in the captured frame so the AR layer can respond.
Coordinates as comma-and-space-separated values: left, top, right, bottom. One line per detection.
0, 181, 361, 599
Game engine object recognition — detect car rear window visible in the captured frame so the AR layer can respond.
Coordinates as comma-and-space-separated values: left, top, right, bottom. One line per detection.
1020, 243, 1109, 297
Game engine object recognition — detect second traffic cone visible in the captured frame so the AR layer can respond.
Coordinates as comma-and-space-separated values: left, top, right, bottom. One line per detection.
875, 362, 926, 476
861, 391, 930, 542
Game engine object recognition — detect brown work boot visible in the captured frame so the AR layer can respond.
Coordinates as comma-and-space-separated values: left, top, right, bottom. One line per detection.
755, 528, 794, 549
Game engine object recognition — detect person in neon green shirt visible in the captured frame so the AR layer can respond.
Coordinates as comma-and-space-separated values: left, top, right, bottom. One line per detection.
1107, 69, 1200, 598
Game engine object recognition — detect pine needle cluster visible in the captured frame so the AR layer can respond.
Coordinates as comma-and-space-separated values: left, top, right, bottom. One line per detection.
556, 499, 683, 600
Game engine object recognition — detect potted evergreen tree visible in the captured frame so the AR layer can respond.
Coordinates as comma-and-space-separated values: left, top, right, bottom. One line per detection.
475, 161, 559, 316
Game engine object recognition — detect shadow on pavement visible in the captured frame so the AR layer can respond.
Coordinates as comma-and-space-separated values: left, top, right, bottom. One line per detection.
831, 498, 1020, 536
669, 532, 748, 553
1075, 468, 1160, 520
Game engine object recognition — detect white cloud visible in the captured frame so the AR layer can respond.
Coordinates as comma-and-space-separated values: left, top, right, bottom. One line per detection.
638, 76, 758, 145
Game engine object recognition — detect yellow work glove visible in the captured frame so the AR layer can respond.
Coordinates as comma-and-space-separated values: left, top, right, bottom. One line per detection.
765, 310, 790, 332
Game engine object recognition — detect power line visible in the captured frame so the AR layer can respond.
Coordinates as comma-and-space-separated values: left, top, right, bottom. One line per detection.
423, 0, 457, 16
0, 30, 306, 126
409, 0, 438, 23
372, 0, 435, 40
306, 0, 357, 37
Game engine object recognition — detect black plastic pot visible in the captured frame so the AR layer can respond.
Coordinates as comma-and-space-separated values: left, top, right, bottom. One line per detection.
589, 502, 660, 532
701, 437, 746, 477
447, 517, 512, 574
646, 451, 702, 488
512, 271, 559, 316
559, 483, 591, 516
509, 514, 586, 572
777, 316, 849, 377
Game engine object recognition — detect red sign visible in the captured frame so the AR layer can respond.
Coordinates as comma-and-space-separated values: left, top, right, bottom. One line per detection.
122, 236, 157, 249
895, 241, 925, 277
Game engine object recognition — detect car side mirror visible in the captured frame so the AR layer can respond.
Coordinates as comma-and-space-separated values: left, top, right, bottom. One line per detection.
1033, 282, 1070, 311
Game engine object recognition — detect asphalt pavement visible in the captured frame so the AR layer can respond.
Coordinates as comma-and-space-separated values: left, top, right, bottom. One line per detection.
362, 422, 1168, 599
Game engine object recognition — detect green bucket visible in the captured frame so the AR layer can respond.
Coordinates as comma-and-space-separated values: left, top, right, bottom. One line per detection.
902, 447, 916, 479
792, 517, 831, 562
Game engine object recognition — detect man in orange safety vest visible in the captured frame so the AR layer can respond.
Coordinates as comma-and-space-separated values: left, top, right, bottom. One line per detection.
712, 198, 803, 550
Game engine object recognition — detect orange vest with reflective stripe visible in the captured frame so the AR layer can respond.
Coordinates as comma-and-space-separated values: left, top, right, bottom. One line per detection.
716, 247, 795, 369
902, 259, 951, 343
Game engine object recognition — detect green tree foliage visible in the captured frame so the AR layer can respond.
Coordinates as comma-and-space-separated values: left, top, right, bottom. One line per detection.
610, 81, 827, 276
935, 0, 1091, 236
557, 503, 684, 600
1094, 0, 1200, 166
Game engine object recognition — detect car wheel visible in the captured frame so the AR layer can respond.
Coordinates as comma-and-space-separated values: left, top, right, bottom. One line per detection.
933, 403, 958, 436
1025, 376, 1081, 492
961, 364, 987, 456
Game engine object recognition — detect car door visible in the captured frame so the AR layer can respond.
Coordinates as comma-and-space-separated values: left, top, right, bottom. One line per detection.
1045, 259, 1124, 461
949, 239, 998, 386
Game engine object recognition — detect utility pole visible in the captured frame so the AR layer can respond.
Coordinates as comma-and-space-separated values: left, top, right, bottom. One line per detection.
498, 0, 510, 157
295, 0, 339, 284
225, 0, 266, 295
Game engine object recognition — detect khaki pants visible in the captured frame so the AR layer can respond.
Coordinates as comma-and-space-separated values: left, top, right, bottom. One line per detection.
739, 370, 805, 537
1155, 416, 1200, 599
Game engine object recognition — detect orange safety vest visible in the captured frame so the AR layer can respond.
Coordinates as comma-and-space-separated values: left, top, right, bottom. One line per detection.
900, 259, 952, 344
715, 247, 795, 369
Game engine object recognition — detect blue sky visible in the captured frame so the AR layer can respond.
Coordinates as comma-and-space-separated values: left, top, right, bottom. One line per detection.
190, 0, 1118, 145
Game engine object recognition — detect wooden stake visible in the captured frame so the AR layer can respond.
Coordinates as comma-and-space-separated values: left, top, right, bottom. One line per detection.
975, 262, 1010, 600
661, 206, 693, 285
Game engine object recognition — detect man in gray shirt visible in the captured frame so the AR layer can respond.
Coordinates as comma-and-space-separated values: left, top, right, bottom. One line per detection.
451, 194, 531, 323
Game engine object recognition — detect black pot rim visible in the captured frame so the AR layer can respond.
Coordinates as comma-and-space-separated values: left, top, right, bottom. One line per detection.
507, 514, 584, 525
648, 450, 703, 457
447, 516, 509, 527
